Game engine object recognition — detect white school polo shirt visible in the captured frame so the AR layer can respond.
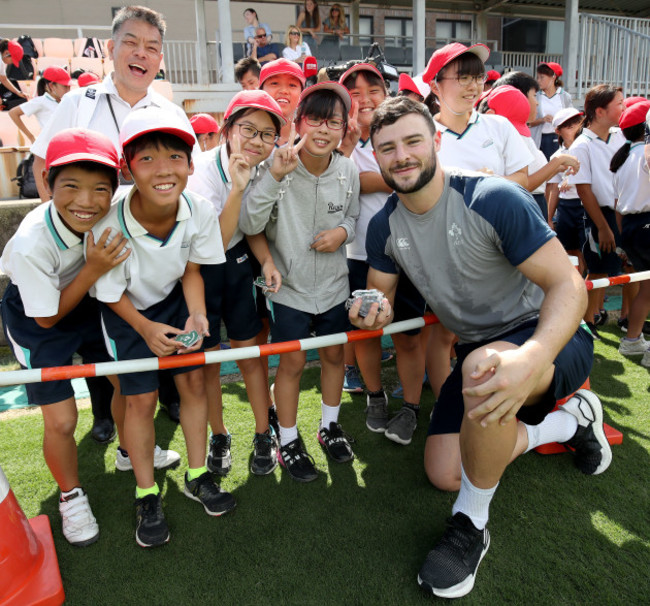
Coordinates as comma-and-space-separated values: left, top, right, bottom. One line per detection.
20, 93, 59, 128
613, 143, 650, 215
347, 137, 390, 262
0, 202, 84, 317
538, 92, 564, 135
91, 188, 225, 310
568, 127, 626, 209
31, 74, 194, 160
548, 145, 580, 200
434, 111, 532, 177
187, 143, 256, 251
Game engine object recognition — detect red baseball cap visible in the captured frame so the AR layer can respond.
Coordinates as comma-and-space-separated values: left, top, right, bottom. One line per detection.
303, 56, 318, 79
189, 113, 220, 135
119, 106, 197, 150
486, 69, 501, 82
538, 61, 563, 77
619, 100, 650, 130
7, 41, 24, 67
486, 85, 531, 136
223, 89, 287, 125
259, 58, 306, 88
45, 128, 120, 171
398, 73, 428, 98
624, 96, 647, 108
77, 72, 101, 87
42, 65, 72, 87
339, 62, 384, 86
298, 81, 352, 112
422, 43, 490, 84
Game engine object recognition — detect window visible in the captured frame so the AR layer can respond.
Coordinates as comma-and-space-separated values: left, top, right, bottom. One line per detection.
436, 20, 472, 43
384, 17, 412, 48
358, 16, 373, 46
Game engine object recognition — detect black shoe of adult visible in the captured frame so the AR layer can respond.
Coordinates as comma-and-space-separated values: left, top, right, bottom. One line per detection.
91, 417, 116, 444
161, 401, 180, 423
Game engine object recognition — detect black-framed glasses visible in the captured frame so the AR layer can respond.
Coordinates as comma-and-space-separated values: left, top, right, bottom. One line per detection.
235, 122, 278, 144
254, 34, 267, 39
303, 116, 346, 130
435, 74, 488, 88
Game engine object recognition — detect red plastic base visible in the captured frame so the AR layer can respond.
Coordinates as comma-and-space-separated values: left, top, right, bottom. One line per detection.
2, 514, 65, 606
534, 422, 623, 455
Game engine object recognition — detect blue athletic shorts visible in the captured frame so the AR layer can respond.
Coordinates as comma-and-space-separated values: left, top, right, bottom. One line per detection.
201, 240, 262, 349
621, 212, 650, 272
268, 300, 350, 343
583, 207, 623, 276
348, 258, 425, 336
555, 198, 586, 251
100, 283, 200, 395
1, 285, 111, 406
427, 319, 594, 436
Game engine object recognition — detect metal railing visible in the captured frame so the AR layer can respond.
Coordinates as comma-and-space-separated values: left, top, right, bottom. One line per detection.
500, 52, 562, 75
577, 13, 650, 98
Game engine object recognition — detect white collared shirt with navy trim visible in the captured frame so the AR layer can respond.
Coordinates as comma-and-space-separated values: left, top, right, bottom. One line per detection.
0, 202, 84, 317
434, 110, 532, 178
568, 127, 626, 209
613, 143, 650, 215
187, 143, 257, 250
91, 187, 225, 310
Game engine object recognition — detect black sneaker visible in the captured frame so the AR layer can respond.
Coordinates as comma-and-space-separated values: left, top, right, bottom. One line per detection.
618, 317, 650, 336
183, 471, 236, 516
135, 493, 170, 548
278, 438, 319, 482
585, 321, 601, 340
594, 308, 608, 326
417, 512, 490, 599
251, 430, 278, 476
317, 422, 354, 463
561, 389, 612, 475
206, 433, 231, 476
268, 407, 280, 439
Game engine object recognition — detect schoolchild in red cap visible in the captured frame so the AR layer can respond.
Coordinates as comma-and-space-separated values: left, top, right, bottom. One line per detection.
189, 112, 220, 152
92, 106, 235, 547
259, 58, 306, 145
610, 100, 650, 364
531, 61, 573, 159
188, 90, 286, 477
0, 38, 29, 104
241, 82, 360, 481
9, 65, 72, 143
0, 128, 128, 547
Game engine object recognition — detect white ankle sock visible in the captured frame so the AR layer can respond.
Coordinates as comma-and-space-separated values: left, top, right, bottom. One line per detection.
524, 409, 578, 453
320, 401, 340, 429
279, 424, 298, 447
451, 465, 498, 530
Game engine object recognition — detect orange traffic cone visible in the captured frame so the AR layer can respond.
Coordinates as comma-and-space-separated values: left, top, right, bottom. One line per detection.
535, 378, 623, 455
0, 465, 64, 606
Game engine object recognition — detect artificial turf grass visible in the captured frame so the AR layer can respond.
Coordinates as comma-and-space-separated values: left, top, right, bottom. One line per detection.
0, 326, 648, 605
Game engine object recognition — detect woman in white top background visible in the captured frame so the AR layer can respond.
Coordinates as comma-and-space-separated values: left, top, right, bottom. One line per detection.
282, 25, 311, 65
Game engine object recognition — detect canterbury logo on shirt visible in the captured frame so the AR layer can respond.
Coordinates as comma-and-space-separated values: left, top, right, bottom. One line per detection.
396, 238, 410, 249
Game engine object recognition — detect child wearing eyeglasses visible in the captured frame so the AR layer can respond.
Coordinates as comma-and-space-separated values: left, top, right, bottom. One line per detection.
187, 90, 285, 477
241, 82, 360, 482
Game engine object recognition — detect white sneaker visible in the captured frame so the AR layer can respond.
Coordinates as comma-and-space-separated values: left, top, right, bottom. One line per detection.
59, 488, 99, 547
115, 445, 181, 472
618, 334, 649, 357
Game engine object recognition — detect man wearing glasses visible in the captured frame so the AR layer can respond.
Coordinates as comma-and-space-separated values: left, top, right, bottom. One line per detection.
251, 27, 281, 65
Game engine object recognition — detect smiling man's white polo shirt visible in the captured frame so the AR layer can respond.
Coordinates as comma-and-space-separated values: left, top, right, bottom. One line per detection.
91, 187, 225, 310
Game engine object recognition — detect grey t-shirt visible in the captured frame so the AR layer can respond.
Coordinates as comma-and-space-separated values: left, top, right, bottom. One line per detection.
366, 170, 555, 344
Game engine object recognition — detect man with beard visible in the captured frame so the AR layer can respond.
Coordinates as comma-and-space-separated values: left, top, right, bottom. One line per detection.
349, 97, 610, 599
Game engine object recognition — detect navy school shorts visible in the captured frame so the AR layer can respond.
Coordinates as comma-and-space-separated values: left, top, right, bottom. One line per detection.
583, 207, 623, 276
1, 285, 111, 406
621, 211, 650, 272
427, 318, 594, 436
100, 282, 200, 396
268, 300, 350, 343
555, 198, 586, 252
